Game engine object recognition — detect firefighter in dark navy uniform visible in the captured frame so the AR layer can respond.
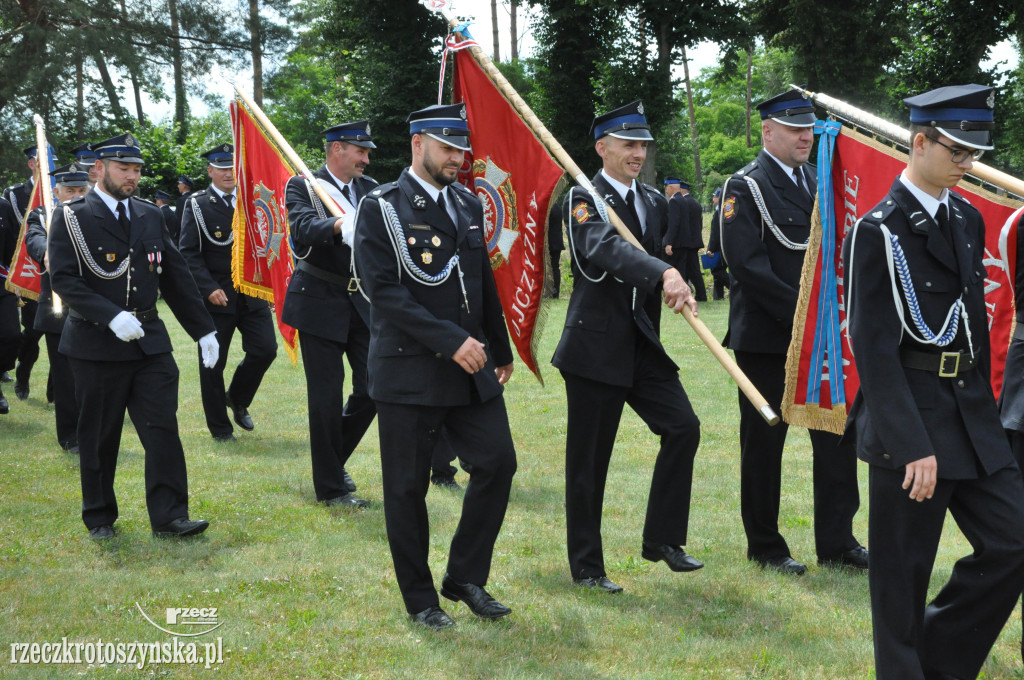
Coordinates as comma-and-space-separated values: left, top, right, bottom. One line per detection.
25, 163, 88, 452
179, 143, 277, 442
154, 189, 177, 240
48, 133, 219, 541
3, 145, 45, 402
353, 103, 517, 631
720, 90, 865, 575
845, 85, 1024, 680
552, 101, 703, 595
70, 142, 99, 188
664, 178, 706, 301
173, 175, 194, 237
283, 120, 379, 508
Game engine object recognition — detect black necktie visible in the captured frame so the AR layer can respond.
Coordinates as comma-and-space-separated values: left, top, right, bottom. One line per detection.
224, 193, 233, 210
116, 201, 130, 233
794, 168, 810, 199
437, 191, 452, 225
624, 189, 643, 239
936, 204, 953, 250
341, 185, 352, 205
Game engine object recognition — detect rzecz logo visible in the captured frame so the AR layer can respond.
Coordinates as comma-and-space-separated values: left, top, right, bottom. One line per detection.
135, 603, 223, 637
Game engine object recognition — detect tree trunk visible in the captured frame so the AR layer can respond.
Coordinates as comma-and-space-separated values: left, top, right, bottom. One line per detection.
249, 0, 263, 106
745, 45, 753, 148
510, 0, 518, 60
169, 0, 189, 143
681, 44, 702, 189
93, 53, 128, 123
491, 0, 500, 61
120, 0, 145, 123
75, 50, 85, 141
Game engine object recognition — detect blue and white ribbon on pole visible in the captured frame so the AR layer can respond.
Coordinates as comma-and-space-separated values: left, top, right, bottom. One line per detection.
807, 119, 846, 407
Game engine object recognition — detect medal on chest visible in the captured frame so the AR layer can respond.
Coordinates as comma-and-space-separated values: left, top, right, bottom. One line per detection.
148, 252, 163, 274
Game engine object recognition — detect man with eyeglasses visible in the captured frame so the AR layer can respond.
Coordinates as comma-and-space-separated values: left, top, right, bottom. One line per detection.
843, 84, 1024, 679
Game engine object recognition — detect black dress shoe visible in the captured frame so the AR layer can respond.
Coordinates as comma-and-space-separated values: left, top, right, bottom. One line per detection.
323, 493, 369, 509
819, 545, 869, 571
212, 432, 236, 442
14, 382, 28, 400
152, 517, 210, 537
440, 574, 511, 619
572, 576, 624, 593
0, 387, 8, 415
88, 525, 115, 540
758, 555, 807, 575
225, 394, 254, 431
410, 605, 456, 630
430, 471, 462, 491
342, 468, 357, 493
641, 541, 704, 572
0, 371, 11, 382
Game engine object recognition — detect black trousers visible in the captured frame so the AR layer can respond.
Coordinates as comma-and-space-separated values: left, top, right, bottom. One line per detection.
548, 249, 562, 298
734, 350, 860, 560
868, 463, 1024, 679
44, 332, 78, 448
299, 315, 376, 501
0, 293, 20, 373
681, 249, 707, 301
16, 299, 42, 386
711, 265, 729, 300
69, 353, 192, 530
561, 340, 701, 580
376, 396, 516, 614
1007, 430, 1024, 663
197, 297, 277, 436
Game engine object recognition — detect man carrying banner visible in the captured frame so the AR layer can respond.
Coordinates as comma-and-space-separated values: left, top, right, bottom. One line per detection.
353, 103, 517, 629
3, 145, 44, 401
283, 121, 378, 508
720, 90, 865, 575
48, 133, 219, 540
664, 178, 706, 302
180, 143, 277, 442
25, 163, 88, 452
552, 101, 703, 594
844, 84, 1024, 680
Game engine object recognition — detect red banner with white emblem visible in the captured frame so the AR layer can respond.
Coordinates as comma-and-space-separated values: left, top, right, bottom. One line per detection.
230, 99, 299, 363
783, 126, 1021, 434
451, 36, 565, 379
4, 180, 44, 299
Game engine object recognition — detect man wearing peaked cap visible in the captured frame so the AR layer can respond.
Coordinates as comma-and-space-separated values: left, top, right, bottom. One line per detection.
2, 144, 49, 403
353, 102, 517, 629
0, 192, 18, 413
282, 119, 380, 509
180, 143, 277, 443
844, 84, 1024, 679
720, 90, 866, 577
154, 189, 176, 239
71, 142, 99, 187
663, 177, 707, 302
174, 175, 195, 236
706, 187, 729, 300
552, 100, 703, 595
47, 132, 219, 541
24, 163, 89, 453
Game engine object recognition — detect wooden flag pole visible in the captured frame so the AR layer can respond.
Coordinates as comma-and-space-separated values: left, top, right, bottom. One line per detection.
33, 114, 62, 317
425, 1, 779, 425
230, 84, 346, 220
794, 84, 1024, 198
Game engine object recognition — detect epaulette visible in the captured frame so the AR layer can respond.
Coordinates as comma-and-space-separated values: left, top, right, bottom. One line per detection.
641, 182, 659, 193
363, 175, 379, 186
366, 182, 398, 199
133, 196, 157, 206
948, 189, 973, 207
861, 199, 897, 224
732, 158, 759, 178
450, 181, 474, 198
65, 195, 86, 204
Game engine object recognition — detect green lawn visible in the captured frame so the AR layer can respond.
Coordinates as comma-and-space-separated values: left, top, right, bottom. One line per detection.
1, 295, 1022, 679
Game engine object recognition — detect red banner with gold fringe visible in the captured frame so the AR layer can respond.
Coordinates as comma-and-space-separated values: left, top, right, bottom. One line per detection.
4, 180, 44, 299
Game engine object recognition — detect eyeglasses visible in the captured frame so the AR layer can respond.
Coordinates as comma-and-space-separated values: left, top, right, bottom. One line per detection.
925, 135, 985, 164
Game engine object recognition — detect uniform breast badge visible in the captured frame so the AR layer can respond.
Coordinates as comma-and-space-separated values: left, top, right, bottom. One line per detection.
431, 235, 441, 247
572, 202, 591, 224
723, 195, 737, 221
106, 253, 116, 262
422, 250, 433, 264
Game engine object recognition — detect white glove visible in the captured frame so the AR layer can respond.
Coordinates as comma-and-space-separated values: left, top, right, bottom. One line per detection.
199, 332, 219, 369
108, 311, 144, 342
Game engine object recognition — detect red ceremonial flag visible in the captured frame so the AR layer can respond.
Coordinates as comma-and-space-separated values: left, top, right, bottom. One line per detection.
230, 98, 299, 363
4, 180, 44, 299
783, 125, 1022, 434
450, 35, 566, 379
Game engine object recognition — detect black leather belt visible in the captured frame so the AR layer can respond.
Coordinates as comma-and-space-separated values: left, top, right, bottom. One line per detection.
296, 259, 359, 292
69, 307, 159, 323
900, 348, 976, 377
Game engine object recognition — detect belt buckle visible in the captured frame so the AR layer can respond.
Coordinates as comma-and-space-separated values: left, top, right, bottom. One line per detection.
939, 351, 960, 378
128, 310, 138, 317
347, 278, 359, 293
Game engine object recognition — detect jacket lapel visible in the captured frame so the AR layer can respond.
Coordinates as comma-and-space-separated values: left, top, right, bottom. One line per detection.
89, 191, 128, 243
891, 180, 958, 273
949, 199, 973, 286
760, 150, 813, 214
397, 169, 457, 239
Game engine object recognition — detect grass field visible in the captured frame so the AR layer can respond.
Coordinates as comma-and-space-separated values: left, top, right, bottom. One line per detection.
2, 293, 1023, 679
